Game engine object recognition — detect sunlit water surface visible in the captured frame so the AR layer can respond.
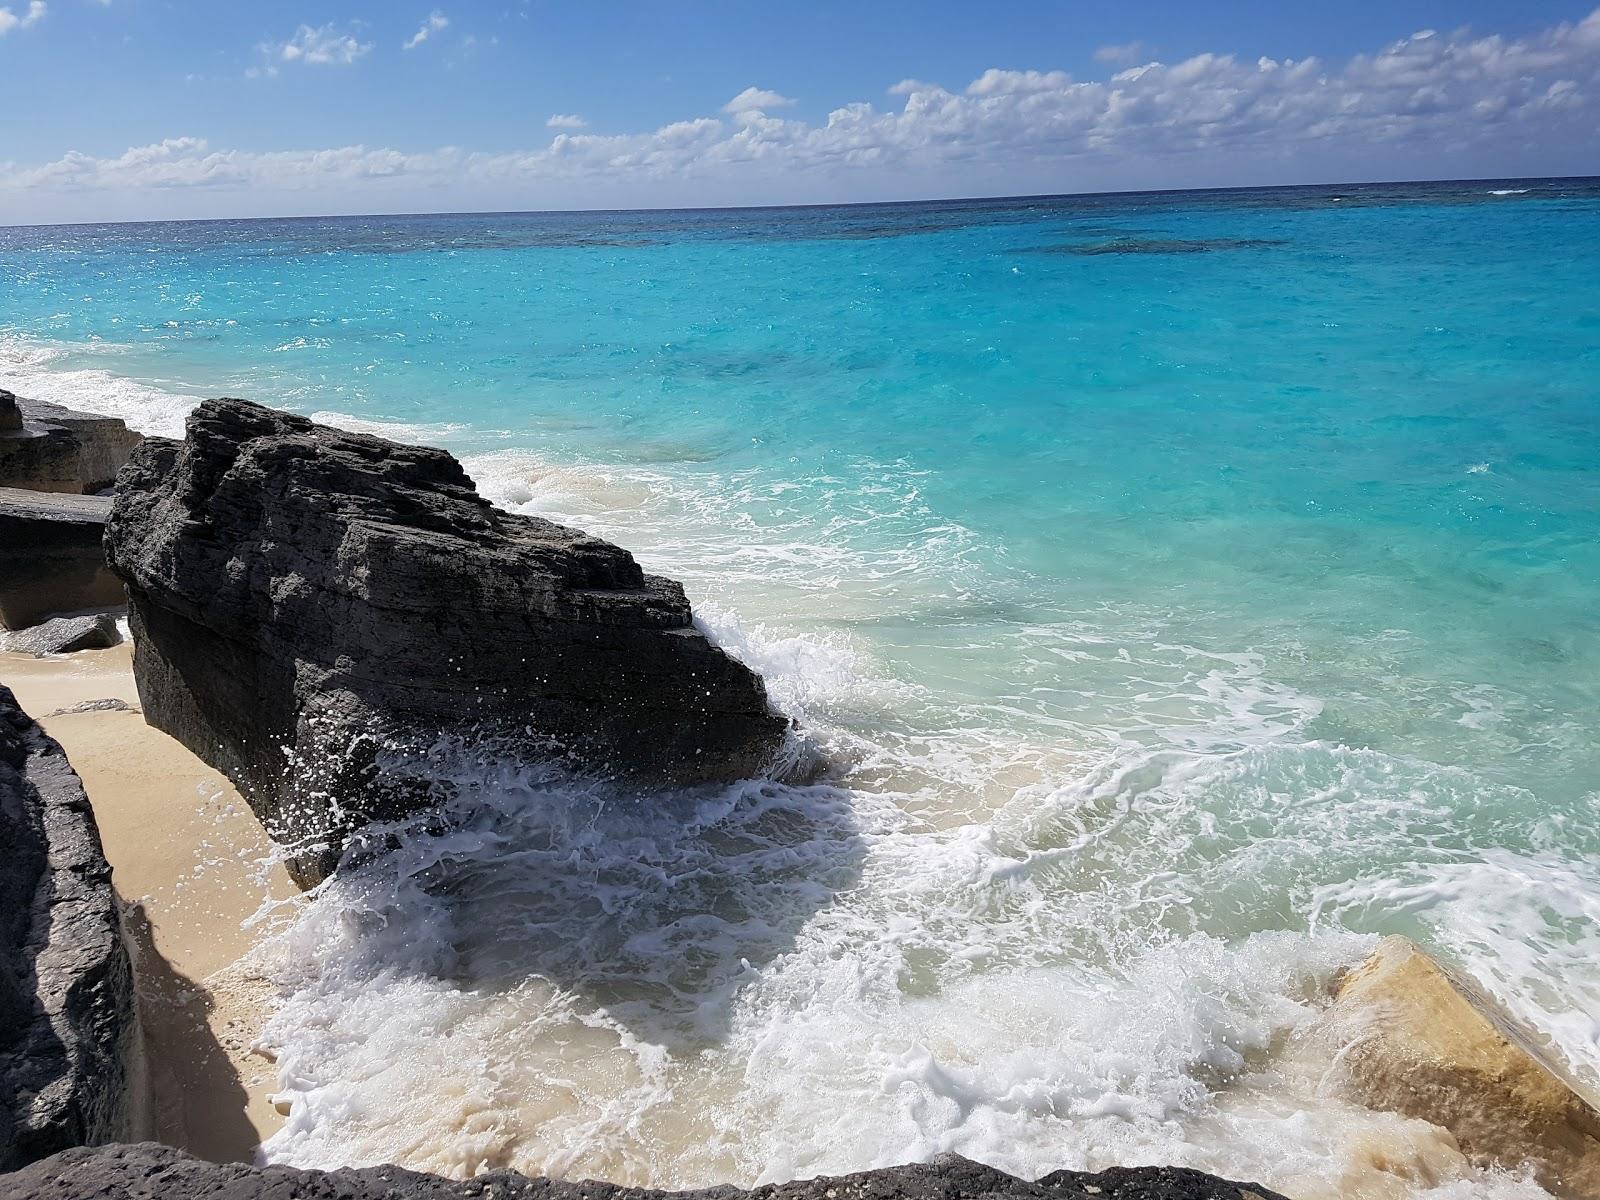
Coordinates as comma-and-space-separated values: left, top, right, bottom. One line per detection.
3, 180, 1598, 1199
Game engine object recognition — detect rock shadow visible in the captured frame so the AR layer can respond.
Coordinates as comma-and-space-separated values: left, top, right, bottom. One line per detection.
120, 902, 260, 1164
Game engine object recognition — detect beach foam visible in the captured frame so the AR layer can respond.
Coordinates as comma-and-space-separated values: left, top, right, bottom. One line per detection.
0, 333, 199, 437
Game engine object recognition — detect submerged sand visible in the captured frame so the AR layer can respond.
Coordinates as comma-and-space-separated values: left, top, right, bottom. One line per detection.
2, 644, 295, 1161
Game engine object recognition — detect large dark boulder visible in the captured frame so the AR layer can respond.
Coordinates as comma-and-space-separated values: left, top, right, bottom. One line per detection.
0, 391, 141, 496
0, 687, 136, 1170
4, 1143, 1293, 1200
105, 399, 790, 886
0, 490, 126, 631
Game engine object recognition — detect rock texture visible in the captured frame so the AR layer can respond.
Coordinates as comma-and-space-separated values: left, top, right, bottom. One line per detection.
0, 489, 126, 632
0, 687, 136, 1171
1327, 936, 1600, 1199
4, 1144, 1291, 1200
0, 391, 141, 496
1, 615, 120, 658
105, 399, 790, 886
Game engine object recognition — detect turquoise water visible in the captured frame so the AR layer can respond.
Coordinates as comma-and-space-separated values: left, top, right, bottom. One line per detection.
3, 180, 1599, 1198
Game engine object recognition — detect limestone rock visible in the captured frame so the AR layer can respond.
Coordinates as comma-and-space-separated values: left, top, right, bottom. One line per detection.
2, 614, 121, 658
0, 686, 136, 1170
4, 1144, 1292, 1200
0, 489, 126, 630
105, 399, 791, 886
1326, 935, 1600, 1198
0, 391, 141, 495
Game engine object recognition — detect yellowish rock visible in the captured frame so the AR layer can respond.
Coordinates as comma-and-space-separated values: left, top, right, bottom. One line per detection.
1327, 935, 1600, 1199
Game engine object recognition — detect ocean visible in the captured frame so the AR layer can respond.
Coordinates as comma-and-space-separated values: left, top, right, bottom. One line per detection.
3, 179, 1598, 1199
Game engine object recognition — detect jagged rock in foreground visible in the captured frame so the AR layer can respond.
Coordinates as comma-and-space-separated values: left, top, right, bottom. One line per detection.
1326, 936, 1600, 1199
5, 1144, 1292, 1200
105, 399, 790, 886
0, 490, 126, 630
0, 391, 142, 496
0, 687, 136, 1170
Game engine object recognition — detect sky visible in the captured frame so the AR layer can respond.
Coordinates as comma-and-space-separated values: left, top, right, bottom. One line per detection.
1, 1, 1598, 224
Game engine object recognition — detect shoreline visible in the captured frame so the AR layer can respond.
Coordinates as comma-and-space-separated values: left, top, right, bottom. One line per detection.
1, 644, 294, 1161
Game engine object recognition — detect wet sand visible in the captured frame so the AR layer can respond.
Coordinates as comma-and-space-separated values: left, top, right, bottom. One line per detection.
2, 643, 295, 1161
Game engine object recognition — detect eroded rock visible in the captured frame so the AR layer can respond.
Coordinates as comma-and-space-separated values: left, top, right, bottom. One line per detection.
4, 1143, 1291, 1200
1326, 935, 1600, 1198
0, 686, 136, 1170
105, 399, 791, 886
1, 614, 121, 658
0, 489, 126, 631
0, 391, 141, 496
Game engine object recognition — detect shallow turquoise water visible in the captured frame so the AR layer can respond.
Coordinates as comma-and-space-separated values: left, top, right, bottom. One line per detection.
3, 180, 1598, 1197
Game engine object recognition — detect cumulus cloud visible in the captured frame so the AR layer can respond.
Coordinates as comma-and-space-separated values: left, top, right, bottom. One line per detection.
546, 113, 588, 129
0, 1, 46, 35
404, 11, 448, 51
8, 8, 1600, 219
278, 23, 372, 66
723, 86, 796, 114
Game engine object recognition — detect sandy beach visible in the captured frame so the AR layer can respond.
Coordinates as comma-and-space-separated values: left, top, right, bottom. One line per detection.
1, 643, 295, 1162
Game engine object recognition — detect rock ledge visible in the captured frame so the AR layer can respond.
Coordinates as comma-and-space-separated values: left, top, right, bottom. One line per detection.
4, 1143, 1290, 1200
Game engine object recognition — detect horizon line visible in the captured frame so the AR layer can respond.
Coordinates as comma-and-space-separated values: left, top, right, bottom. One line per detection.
5, 172, 1598, 234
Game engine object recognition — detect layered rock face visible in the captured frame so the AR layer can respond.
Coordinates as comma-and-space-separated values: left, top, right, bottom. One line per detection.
1327, 936, 1600, 1198
0, 490, 127, 631
0, 391, 141, 496
6, 1144, 1290, 1200
0, 687, 136, 1170
105, 399, 790, 886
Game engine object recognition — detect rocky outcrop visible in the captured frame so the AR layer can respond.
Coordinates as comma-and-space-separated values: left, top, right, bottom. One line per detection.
0, 489, 126, 632
5, 1143, 1291, 1200
105, 399, 790, 886
0, 686, 136, 1170
1326, 936, 1600, 1199
1, 615, 121, 658
0, 391, 141, 496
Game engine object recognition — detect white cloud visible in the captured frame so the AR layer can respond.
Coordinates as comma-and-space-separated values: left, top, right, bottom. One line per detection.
546, 113, 588, 129
0, 1, 46, 36
404, 11, 448, 51
8, 8, 1600, 220
278, 23, 372, 66
1095, 41, 1147, 66
723, 86, 796, 114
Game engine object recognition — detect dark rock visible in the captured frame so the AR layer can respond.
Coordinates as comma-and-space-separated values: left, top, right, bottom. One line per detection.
0, 490, 126, 631
106, 399, 791, 887
1025, 238, 1287, 256
2, 1144, 1294, 1200
0, 391, 141, 495
2, 615, 121, 659
0, 687, 136, 1171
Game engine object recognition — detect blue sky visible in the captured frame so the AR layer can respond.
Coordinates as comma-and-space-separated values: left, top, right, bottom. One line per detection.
2, 1, 1597, 223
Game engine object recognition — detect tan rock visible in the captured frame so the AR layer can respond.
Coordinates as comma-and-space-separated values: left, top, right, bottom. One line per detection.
1327, 935, 1600, 1198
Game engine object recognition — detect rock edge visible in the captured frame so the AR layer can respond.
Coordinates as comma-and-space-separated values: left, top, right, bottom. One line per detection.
0, 686, 136, 1170
3, 1143, 1292, 1200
